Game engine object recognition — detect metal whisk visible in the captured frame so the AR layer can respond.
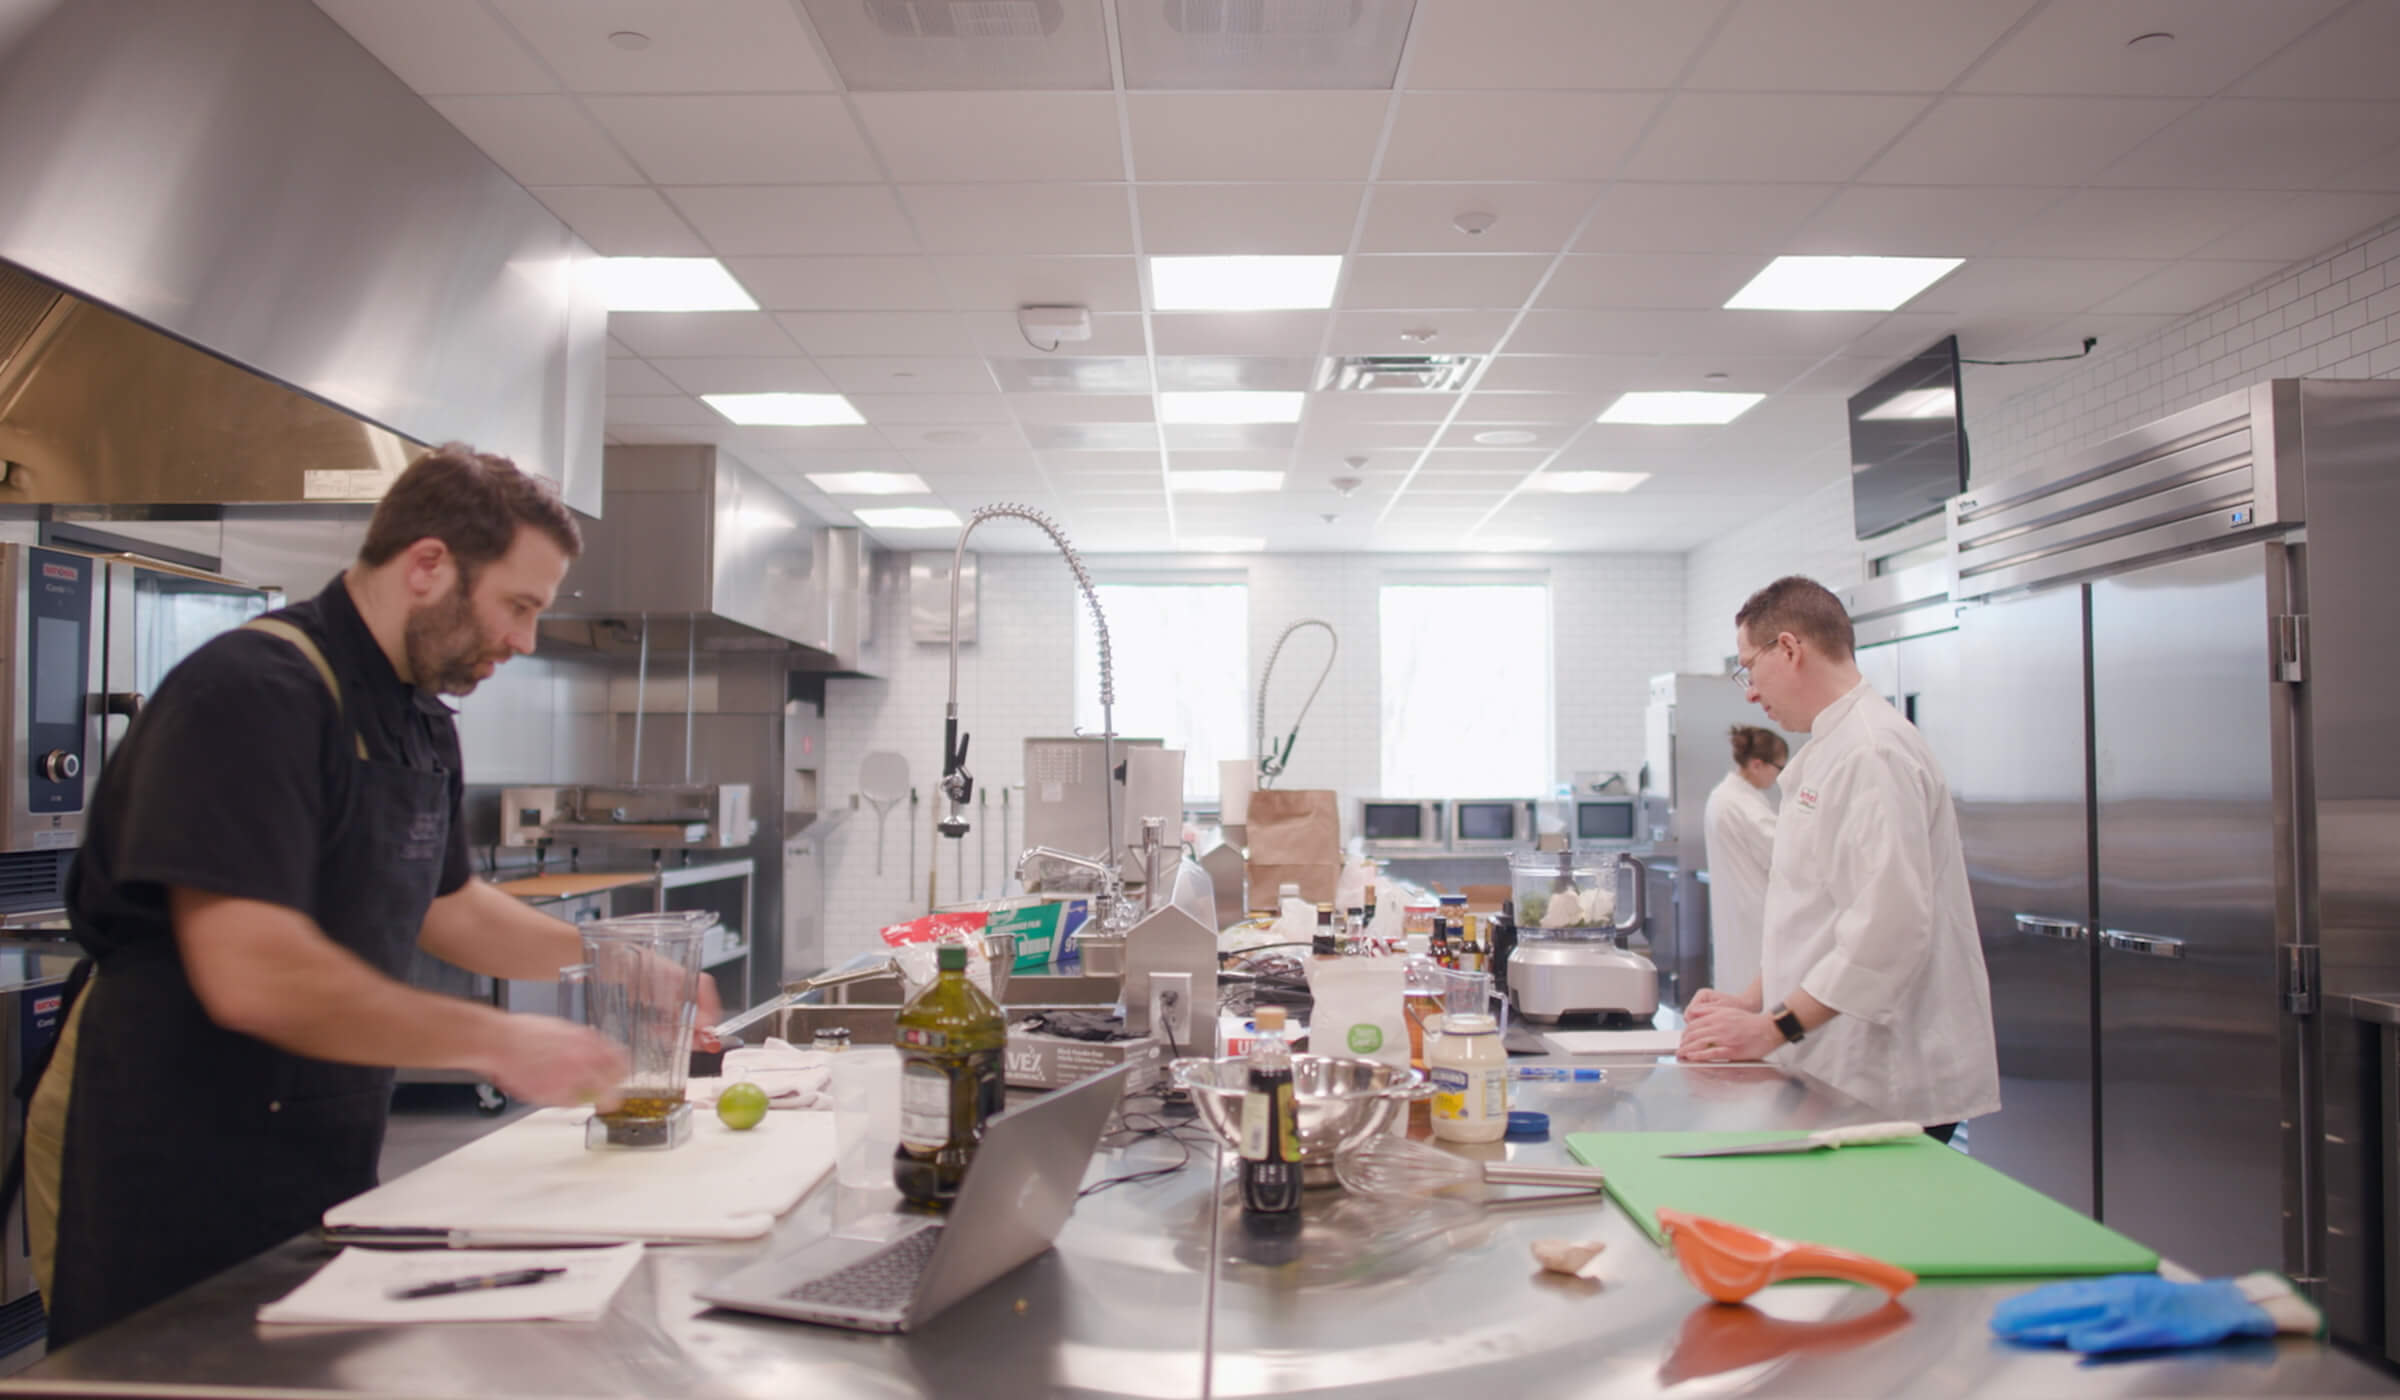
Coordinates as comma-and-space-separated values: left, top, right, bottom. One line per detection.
1335, 1134, 1607, 1201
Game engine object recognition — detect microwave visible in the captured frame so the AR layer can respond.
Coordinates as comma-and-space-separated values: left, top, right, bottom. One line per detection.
1357, 798, 1444, 853
1449, 798, 1535, 851
1573, 796, 1640, 846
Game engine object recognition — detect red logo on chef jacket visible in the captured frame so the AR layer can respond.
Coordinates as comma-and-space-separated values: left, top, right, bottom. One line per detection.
1795, 787, 1820, 812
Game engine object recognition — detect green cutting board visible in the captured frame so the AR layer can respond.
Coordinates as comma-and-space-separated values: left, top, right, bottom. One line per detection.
1565, 1130, 2158, 1279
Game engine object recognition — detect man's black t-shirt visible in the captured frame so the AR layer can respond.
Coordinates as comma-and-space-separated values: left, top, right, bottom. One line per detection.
67, 575, 471, 958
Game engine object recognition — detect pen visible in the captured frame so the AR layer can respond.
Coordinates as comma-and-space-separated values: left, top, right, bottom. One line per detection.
388, 1266, 566, 1300
1511, 1065, 1605, 1081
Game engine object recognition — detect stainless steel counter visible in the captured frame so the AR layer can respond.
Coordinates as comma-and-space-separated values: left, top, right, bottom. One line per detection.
9, 1064, 2395, 1398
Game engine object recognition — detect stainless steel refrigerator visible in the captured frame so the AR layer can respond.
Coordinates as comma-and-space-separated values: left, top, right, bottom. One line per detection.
1949, 378, 2400, 1346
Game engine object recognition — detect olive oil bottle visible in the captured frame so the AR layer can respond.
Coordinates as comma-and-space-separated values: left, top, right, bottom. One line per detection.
894, 943, 1007, 1208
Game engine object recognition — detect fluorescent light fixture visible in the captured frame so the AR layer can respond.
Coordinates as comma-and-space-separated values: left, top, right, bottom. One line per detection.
1178, 536, 1265, 552
1724, 255, 1963, 312
854, 507, 962, 530
1151, 255, 1342, 311
1158, 391, 1306, 425
1523, 471, 1650, 494
805, 471, 931, 495
1167, 471, 1285, 494
1857, 386, 1957, 421
1597, 391, 1763, 426
589, 257, 758, 312
702, 393, 865, 426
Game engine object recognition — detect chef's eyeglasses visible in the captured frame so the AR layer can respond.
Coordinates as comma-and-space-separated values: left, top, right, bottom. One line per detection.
1731, 635, 1792, 688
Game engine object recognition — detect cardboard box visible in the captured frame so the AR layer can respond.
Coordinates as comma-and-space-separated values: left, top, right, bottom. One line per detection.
1004, 1023, 1163, 1093
983, 896, 1089, 971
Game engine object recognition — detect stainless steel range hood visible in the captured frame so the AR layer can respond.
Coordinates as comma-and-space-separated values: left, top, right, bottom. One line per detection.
541, 444, 883, 675
0, 261, 423, 504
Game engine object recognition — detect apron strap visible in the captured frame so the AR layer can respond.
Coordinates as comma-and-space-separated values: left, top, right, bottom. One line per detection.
243, 619, 369, 761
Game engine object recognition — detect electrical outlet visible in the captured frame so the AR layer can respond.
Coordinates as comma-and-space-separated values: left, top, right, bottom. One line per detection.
1150, 972, 1192, 1053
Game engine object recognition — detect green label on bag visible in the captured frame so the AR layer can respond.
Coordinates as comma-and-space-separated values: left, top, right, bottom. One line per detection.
1347, 1024, 1383, 1054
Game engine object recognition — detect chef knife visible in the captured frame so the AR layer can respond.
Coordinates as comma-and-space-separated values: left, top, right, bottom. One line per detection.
1661, 1121, 1924, 1158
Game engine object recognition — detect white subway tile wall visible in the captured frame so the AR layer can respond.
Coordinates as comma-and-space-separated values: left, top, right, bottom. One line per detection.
817, 551, 1681, 969
1683, 210, 2400, 672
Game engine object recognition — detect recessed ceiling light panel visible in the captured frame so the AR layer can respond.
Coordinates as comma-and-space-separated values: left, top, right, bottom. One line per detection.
1158, 390, 1305, 424
855, 507, 962, 529
806, 471, 930, 495
1178, 536, 1266, 552
1597, 391, 1763, 426
1524, 471, 1650, 494
1472, 429, 1539, 446
1150, 255, 1342, 311
590, 257, 758, 312
1724, 255, 1962, 312
1168, 471, 1286, 494
703, 392, 865, 426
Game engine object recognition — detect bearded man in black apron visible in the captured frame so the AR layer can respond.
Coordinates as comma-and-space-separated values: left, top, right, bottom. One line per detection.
25, 445, 685, 1346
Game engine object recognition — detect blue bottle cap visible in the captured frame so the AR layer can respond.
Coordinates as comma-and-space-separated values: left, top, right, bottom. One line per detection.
1506, 1110, 1550, 1140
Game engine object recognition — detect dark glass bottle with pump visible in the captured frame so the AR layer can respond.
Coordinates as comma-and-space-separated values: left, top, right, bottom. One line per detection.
894, 943, 1006, 1208
1240, 1006, 1303, 1222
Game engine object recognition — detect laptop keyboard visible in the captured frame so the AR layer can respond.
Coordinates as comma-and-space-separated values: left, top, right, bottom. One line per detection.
783, 1226, 944, 1313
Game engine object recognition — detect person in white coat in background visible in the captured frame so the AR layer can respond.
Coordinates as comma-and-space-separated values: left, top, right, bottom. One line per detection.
1702, 724, 1786, 996
1678, 576, 1999, 1142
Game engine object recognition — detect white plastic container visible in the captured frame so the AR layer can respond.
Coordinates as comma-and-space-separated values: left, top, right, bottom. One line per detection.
1427, 1012, 1507, 1143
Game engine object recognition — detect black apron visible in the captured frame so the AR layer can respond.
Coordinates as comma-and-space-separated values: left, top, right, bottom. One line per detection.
44, 699, 450, 1345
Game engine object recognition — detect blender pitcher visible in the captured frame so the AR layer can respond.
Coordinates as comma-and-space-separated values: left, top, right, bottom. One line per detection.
561, 912, 712, 1150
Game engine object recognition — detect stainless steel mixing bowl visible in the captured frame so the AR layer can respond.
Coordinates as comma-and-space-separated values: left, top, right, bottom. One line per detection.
1170, 1055, 1431, 1186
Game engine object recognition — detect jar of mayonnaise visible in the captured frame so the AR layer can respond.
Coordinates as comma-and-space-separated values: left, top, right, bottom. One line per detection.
1427, 1012, 1507, 1143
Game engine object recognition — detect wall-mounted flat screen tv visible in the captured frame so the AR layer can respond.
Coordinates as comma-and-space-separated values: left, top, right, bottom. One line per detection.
1848, 334, 1966, 540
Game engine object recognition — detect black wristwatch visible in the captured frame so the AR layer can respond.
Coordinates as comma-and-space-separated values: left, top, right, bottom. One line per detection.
1770, 1005, 1806, 1044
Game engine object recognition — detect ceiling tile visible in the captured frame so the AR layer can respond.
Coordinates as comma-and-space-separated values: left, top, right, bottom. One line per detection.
1339, 255, 1549, 310
1117, 0, 1413, 91
488, 0, 838, 93
428, 96, 641, 185
1480, 353, 1819, 394
1150, 312, 1329, 356
1785, 185, 2067, 257
2088, 259, 2288, 315
1297, 420, 1439, 453
1165, 423, 1297, 452
1450, 396, 1604, 428
725, 424, 889, 452
1862, 97, 2192, 186
605, 394, 716, 426
723, 257, 949, 311
667, 186, 918, 255
1402, 0, 1728, 89
584, 96, 877, 183
2103, 100, 2400, 191
1136, 184, 1364, 255
1908, 258, 2167, 314
2194, 192, 2400, 260
530, 186, 708, 256
963, 312, 1150, 357
1037, 451, 1164, 473
931, 257, 1143, 313
315, 0, 554, 94
1359, 183, 1600, 254
604, 358, 677, 395
848, 394, 1012, 426
1382, 93, 1663, 182
606, 311, 801, 358
898, 185, 1133, 254
1154, 357, 1315, 391
651, 357, 832, 395
877, 423, 1032, 453
998, 358, 1156, 393
1965, 0, 2343, 97
1024, 423, 1162, 452
1510, 308, 1882, 356
775, 312, 976, 357
1299, 393, 1450, 428
2228, 1, 2400, 100
1572, 183, 1834, 254
816, 358, 1000, 394
1996, 187, 2290, 258
853, 93, 1124, 182
1327, 309, 1516, 354
1537, 254, 1762, 310
1689, 0, 2036, 91
1006, 395, 1157, 425
1128, 94, 1389, 181
1623, 94, 1930, 183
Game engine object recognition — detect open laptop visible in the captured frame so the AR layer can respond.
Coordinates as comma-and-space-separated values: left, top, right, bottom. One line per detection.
698, 1062, 1133, 1333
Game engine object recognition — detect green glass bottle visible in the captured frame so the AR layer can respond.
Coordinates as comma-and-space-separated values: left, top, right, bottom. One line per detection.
894, 943, 1006, 1208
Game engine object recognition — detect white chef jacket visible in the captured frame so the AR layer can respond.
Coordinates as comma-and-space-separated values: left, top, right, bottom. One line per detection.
1759, 679, 2000, 1125
1703, 769, 1777, 995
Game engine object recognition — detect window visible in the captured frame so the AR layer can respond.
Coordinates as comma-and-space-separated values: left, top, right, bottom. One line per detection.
1073, 582, 1248, 801
1380, 582, 1551, 796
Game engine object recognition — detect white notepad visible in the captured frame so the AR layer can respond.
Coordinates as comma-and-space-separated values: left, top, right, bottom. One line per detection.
258, 1244, 645, 1326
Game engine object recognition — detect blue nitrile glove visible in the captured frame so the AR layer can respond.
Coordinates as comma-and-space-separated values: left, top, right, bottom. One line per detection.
1991, 1273, 2322, 1355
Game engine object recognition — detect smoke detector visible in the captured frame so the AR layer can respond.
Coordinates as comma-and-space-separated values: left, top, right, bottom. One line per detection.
1453, 211, 1498, 237
1331, 476, 1364, 497
1017, 304, 1091, 352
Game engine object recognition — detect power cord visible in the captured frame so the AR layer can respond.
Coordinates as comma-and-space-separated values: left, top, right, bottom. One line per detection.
1962, 336, 2097, 366
1077, 1092, 1215, 1198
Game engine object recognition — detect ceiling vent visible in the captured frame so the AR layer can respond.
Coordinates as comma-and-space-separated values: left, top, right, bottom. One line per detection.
1315, 354, 1479, 393
1161, 0, 1363, 35
864, 0, 1061, 38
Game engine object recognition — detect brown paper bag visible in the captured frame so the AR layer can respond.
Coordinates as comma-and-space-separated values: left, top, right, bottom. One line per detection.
1246, 788, 1341, 906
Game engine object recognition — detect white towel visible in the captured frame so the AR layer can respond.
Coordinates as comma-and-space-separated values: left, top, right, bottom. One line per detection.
685, 1038, 834, 1110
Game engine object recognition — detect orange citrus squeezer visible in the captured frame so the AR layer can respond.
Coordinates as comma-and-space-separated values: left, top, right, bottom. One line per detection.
1656, 1208, 1917, 1304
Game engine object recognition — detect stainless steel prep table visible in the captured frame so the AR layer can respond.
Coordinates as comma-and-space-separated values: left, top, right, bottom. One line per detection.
9, 1065, 2396, 1398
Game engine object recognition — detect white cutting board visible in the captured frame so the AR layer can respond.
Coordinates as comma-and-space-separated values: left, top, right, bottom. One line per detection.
1540, 1029, 1687, 1057
328, 1108, 836, 1241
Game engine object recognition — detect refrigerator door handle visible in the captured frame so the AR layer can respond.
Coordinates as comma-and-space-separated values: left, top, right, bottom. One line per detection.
2099, 928, 2187, 959
2014, 914, 2089, 941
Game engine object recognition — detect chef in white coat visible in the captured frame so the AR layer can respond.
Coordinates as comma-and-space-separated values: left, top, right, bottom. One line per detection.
1679, 576, 1999, 1140
1702, 725, 1786, 995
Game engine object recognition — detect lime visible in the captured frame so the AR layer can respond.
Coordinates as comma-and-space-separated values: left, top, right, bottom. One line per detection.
716, 1081, 770, 1130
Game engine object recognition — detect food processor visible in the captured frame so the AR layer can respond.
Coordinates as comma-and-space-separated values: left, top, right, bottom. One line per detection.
1503, 849, 1656, 1024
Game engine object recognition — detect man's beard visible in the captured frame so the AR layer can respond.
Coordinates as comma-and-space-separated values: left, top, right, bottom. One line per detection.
404, 584, 501, 696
